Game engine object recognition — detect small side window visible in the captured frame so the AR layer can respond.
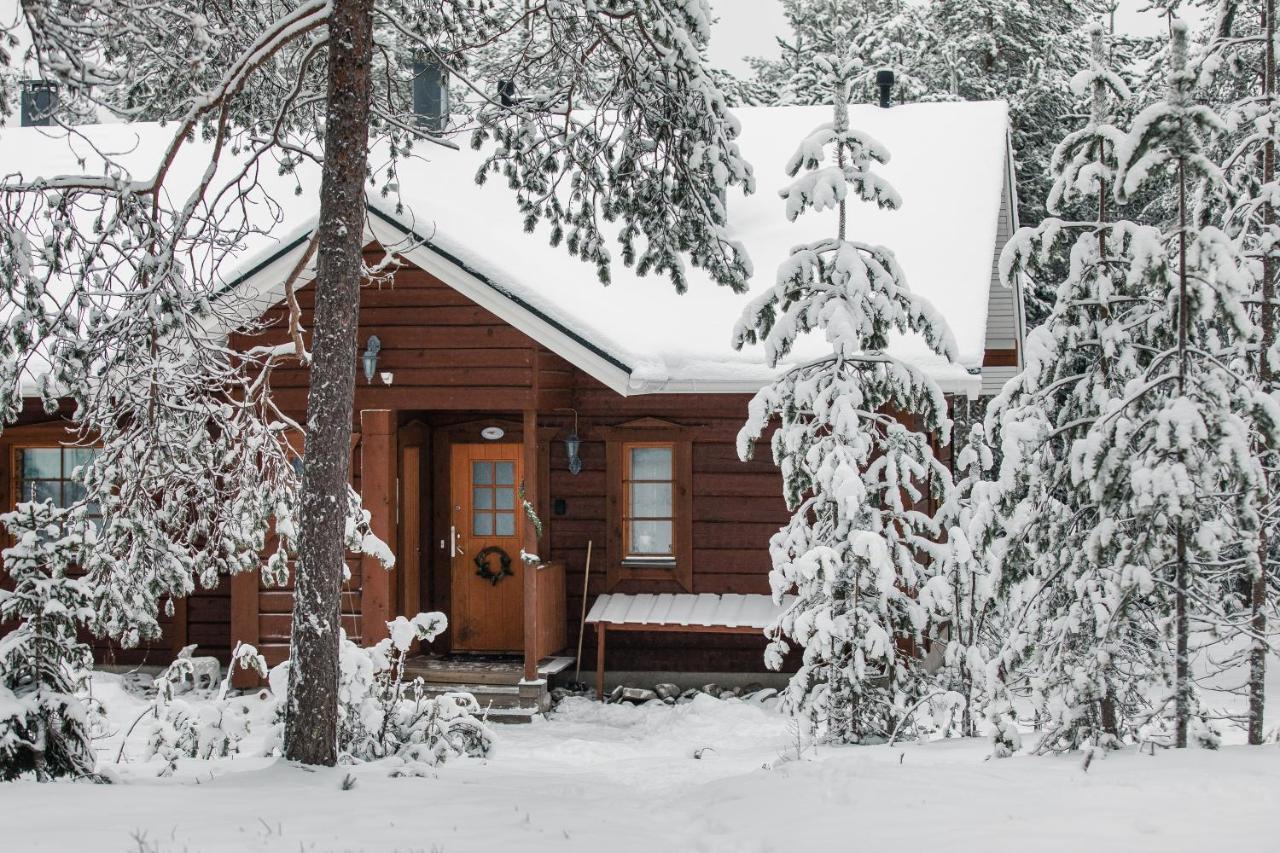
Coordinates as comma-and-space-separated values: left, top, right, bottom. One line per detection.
604, 423, 693, 591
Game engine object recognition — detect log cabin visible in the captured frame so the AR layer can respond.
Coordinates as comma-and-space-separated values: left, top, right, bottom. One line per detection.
0, 101, 1023, 715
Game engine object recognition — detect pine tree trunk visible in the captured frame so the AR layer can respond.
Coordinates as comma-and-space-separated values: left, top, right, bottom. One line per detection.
1175, 160, 1190, 750
1249, 0, 1276, 748
283, 0, 374, 766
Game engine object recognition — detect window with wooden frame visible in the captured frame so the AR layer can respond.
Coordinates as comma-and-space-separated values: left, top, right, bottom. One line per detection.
13, 446, 100, 521
604, 420, 693, 591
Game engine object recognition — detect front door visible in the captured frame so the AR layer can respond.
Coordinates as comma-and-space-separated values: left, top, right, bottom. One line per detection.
449, 443, 524, 652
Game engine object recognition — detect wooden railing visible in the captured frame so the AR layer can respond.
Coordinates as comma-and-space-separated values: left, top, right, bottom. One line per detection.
523, 560, 566, 681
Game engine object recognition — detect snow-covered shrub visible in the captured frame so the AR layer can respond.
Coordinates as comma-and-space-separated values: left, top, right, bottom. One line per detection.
142, 643, 268, 772
0, 501, 98, 781
268, 612, 492, 766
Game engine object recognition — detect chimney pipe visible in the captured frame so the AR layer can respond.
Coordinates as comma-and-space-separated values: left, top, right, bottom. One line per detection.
875, 69, 895, 108
412, 59, 449, 133
20, 80, 58, 127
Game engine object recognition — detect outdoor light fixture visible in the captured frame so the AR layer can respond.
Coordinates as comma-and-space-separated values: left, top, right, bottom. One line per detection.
561, 408, 582, 475
362, 335, 381, 383
481, 426, 505, 441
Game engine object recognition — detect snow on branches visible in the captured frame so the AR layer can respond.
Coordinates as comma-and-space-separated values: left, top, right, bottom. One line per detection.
269, 612, 493, 768
734, 69, 960, 744
470, 0, 754, 293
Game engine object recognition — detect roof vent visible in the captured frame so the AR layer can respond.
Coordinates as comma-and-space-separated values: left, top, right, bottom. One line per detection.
875, 70, 895, 109
412, 59, 449, 133
20, 80, 57, 127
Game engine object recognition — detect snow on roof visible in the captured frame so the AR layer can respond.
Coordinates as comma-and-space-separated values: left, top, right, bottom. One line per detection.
2, 101, 1011, 397
585, 592, 795, 630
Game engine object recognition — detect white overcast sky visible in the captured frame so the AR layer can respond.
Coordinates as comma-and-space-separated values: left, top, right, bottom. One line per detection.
709, 0, 1202, 75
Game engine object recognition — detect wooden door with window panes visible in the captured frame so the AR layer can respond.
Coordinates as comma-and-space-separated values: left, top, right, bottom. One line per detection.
449, 444, 524, 652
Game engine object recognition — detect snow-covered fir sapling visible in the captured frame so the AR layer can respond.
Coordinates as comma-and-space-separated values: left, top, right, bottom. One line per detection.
923, 422, 999, 739
1106, 19, 1277, 748
0, 501, 98, 781
733, 58, 961, 744
991, 24, 1167, 753
141, 643, 269, 775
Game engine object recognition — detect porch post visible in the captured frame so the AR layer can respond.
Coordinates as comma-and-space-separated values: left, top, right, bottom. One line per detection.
522, 407, 539, 682
359, 409, 397, 644
229, 568, 260, 688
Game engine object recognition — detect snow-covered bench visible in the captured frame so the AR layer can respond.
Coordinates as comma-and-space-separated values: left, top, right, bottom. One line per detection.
584, 593, 793, 699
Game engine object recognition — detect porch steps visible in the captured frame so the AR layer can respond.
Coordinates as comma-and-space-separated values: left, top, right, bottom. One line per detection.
402, 654, 575, 723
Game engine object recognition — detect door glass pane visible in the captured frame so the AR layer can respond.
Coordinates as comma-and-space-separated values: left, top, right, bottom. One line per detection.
495, 461, 515, 485
473, 488, 493, 510
472, 461, 492, 485
630, 482, 671, 518
495, 488, 515, 510
630, 447, 671, 480
22, 448, 61, 479
628, 520, 672, 555
496, 512, 516, 537
473, 512, 493, 536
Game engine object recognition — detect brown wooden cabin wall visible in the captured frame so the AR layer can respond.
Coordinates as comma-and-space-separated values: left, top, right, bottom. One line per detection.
545, 376, 790, 673
0, 416, 231, 666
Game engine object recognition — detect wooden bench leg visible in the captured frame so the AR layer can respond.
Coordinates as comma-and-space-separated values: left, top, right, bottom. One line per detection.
596, 623, 606, 701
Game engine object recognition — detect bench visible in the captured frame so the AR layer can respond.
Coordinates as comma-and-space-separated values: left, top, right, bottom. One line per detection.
584, 592, 794, 699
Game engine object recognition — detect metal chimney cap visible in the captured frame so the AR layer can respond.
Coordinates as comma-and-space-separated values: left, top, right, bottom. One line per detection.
875, 69, 895, 108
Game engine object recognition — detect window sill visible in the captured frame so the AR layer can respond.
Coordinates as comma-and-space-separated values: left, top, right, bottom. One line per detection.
621, 557, 677, 570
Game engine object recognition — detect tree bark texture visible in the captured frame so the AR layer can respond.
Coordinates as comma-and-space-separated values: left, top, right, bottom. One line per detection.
283, 0, 375, 766
1248, 0, 1275, 747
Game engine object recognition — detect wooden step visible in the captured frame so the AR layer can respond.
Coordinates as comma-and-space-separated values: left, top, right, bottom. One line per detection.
403, 654, 576, 686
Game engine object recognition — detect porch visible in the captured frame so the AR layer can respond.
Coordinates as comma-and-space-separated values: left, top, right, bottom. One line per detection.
229, 406, 577, 701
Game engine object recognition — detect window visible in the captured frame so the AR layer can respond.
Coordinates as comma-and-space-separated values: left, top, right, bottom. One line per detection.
623, 444, 674, 559
604, 421, 693, 591
15, 446, 99, 518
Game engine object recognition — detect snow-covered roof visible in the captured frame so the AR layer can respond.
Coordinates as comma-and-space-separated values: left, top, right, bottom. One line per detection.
1, 101, 1014, 397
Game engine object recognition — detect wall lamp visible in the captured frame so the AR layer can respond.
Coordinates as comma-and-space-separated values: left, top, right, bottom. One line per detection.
362, 335, 381, 383
560, 408, 582, 475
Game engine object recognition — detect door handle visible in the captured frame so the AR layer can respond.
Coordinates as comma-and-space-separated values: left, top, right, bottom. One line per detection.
450, 525, 460, 557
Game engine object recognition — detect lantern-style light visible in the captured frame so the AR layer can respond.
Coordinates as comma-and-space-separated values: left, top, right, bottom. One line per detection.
565, 433, 582, 475
362, 335, 381, 383
561, 408, 582, 475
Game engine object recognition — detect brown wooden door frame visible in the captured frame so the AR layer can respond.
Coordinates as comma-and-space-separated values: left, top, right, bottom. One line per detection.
428, 416, 555, 655
398, 419, 429, 621
449, 441, 525, 652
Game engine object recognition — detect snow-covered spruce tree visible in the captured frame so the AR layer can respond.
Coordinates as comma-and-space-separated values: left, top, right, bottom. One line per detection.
989, 24, 1164, 753
0, 501, 97, 781
734, 63, 959, 743
11, 0, 752, 766
1194, 0, 1280, 746
744, 0, 939, 107
1105, 19, 1276, 748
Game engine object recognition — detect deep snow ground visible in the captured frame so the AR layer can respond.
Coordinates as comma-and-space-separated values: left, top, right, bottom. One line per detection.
2, 675, 1279, 853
